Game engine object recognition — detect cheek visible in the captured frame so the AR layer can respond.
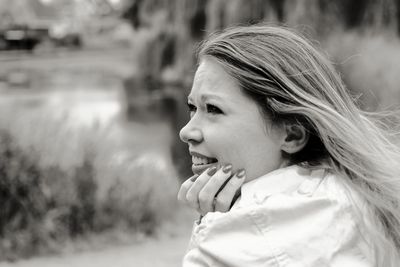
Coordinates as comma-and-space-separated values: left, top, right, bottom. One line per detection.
219, 127, 283, 178
210, 130, 257, 167
204, 127, 243, 161
202, 119, 283, 176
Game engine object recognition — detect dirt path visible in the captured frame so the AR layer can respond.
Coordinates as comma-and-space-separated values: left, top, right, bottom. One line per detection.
1, 235, 188, 267
2, 235, 189, 267
1, 211, 196, 267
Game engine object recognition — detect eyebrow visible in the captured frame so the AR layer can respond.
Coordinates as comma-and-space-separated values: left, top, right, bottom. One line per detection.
187, 94, 224, 102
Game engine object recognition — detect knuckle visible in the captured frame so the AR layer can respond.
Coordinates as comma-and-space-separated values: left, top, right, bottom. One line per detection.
198, 194, 208, 204
203, 177, 220, 190
204, 175, 228, 192
184, 179, 195, 187
206, 177, 219, 187
216, 185, 234, 197
214, 171, 231, 183
215, 196, 227, 206
198, 171, 212, 181
215, 196, 230, 211
217, 188, 235, 203
186, 184, 198, 195
198, 191, 211, 205
215, 201, 229, 212
186, 193, 197, 204
227, 178, 243, 189
199, 186, 213, 196
191, 175, 211, 190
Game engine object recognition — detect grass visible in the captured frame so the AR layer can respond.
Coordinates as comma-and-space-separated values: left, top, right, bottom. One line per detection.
0, 106, 179, 261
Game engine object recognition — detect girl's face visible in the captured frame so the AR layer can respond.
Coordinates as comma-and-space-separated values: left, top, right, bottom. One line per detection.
179, 57, 287, 182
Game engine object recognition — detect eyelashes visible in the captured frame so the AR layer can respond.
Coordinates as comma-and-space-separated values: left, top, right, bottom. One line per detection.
187, 103, 223, 116
187, 103, 196, 113
206, 104, 222, 114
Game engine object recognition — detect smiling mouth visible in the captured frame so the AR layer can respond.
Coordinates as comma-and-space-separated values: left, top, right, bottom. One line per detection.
191, 155, 219, 175
192, 155, 218, 166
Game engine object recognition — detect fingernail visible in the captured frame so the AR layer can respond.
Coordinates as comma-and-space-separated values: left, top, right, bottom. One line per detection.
207, 166, 217, 176
236, 169, 246, 179
190, 174, 199, 182
222, 164, 232, 173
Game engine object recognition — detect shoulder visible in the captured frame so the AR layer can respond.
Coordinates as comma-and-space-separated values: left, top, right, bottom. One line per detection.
237, 167, 364, 221
223, 169, 370, 266
246, 168, 361, 234
253, 168, 368, 233
252, 168, 373, 265
201, 167, 367, 236
190, 167, 373, 266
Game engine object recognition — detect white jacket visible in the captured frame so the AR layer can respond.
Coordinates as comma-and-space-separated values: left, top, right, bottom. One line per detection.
183, 165, 374, 267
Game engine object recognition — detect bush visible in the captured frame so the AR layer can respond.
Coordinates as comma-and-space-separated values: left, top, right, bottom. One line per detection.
0, 131, 54, 260
0, 110, 179, 261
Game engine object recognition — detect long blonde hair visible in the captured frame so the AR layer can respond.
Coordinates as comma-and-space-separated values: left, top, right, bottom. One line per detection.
198, 24, 400, 266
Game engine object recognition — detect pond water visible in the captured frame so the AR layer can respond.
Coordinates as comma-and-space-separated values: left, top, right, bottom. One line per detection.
0, 49, 174, 167
0, 61, 123, 128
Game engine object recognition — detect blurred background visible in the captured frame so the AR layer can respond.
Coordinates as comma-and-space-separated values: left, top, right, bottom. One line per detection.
0, 0, 399, 266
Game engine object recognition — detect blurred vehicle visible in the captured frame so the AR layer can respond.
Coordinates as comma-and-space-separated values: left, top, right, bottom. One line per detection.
49, 21, 82, 48
0, 24, 48, 51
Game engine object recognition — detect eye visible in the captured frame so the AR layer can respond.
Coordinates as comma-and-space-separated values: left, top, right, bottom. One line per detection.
187, 103, 197, 116
206, 104, 223, 114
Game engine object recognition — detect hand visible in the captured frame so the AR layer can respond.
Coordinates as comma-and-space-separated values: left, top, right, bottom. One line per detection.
177, 164, 246, 216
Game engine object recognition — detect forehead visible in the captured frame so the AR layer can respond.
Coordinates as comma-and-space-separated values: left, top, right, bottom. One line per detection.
189, 58, 242, 101
194, 58, 236, 87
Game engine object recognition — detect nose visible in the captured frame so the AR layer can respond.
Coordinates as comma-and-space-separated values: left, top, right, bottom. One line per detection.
179, 119, 203, 144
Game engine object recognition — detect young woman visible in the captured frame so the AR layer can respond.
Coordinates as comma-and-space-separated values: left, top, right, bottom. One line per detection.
177, 25, 400, 266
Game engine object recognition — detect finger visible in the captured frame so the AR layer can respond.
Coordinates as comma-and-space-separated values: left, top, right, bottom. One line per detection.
198, 164, 233, 214
177, 174, 198, 203
214, 169, 246, 212
186, 167, 217, 209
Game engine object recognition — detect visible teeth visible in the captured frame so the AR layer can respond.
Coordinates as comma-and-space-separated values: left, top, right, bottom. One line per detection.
192, 156, 215, 165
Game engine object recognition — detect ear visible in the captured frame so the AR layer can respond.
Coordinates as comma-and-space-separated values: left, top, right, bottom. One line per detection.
281, 123, 309, 154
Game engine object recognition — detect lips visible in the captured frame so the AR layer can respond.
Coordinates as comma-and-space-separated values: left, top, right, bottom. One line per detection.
190, 151, 218, 175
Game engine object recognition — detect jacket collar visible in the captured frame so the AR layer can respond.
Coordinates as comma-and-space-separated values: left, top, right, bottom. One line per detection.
238, 165, 324, 206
